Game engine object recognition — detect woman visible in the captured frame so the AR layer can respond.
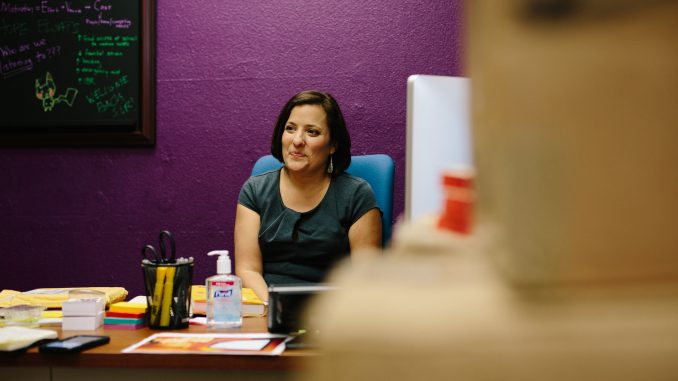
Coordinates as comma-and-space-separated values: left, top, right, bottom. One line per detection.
234, 90, 382, 301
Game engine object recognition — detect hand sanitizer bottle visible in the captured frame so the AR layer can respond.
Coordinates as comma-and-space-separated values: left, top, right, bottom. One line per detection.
205, 250, 242, 328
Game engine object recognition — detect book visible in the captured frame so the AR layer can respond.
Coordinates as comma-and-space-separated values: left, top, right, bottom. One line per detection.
104, 310, 147, 330
104, 316, 145, 325
127, 295, 147, 304
241, 288, 267, 316
0, 287, 128, 309
108, 302, 147, 314
105, 311, 145, 319
39, 310, 63, 327
0, 326, 58, 352
191, 285, 266, 317
104, 322, 146, 330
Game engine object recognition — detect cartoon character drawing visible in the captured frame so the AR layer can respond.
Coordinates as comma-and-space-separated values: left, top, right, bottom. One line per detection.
35, 72, 78, 111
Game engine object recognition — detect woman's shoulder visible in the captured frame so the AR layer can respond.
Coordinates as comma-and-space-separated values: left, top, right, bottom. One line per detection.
241, 168, 280, 195
333, 172, 372, 192
239, 169, 281, 209
330, 172, 379, 217
246, 168, 280, 184
252, 168, 280, 178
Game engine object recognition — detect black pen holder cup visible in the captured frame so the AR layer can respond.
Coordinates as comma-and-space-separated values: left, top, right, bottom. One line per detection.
141, 260, 193, 329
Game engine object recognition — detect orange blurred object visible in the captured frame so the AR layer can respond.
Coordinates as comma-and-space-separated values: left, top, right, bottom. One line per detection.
438, 168, 474, 234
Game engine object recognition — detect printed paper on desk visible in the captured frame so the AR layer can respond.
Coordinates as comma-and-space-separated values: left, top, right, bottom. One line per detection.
121, 333, 291, 355
210, 339, 270, 351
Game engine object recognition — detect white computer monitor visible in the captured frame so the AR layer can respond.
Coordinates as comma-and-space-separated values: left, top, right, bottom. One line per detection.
405, 75, 472, 221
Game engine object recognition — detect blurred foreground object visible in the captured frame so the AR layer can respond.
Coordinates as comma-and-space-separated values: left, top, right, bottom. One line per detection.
471, 0, 678, 283
299, 1, 678, 380
302, 221, 678, 381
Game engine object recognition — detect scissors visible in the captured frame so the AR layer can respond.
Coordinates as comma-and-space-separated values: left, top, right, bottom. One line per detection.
141, 230, 176, 264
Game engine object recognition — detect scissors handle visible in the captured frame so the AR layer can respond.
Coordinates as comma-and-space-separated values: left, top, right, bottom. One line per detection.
141, 244, 161, 263
159, 230, 176, 263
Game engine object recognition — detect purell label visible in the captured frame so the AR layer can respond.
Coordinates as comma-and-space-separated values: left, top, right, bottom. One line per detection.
213, 289, 233, 298
211, 281, 234, 287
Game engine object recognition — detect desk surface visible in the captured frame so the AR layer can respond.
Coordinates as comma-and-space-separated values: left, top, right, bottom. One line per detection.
0, 317, 314, 371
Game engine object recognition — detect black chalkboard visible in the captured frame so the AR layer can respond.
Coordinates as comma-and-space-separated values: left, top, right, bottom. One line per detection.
0, 0, 155, 146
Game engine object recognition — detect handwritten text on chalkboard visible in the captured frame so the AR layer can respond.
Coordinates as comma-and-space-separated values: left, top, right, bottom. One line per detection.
1, 0, 140, 123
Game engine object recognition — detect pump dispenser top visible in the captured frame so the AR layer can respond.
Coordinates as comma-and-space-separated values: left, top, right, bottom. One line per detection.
208, 250, 231, 275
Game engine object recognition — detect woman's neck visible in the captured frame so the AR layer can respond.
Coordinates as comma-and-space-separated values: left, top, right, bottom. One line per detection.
282, 166, 329, 188
280, 167, 332, 212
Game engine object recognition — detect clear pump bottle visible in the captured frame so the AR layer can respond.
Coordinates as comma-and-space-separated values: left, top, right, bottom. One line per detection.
205, 250, 242, 328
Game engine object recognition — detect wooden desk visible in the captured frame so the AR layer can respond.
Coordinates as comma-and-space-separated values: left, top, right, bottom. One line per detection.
1, 317, 314, 381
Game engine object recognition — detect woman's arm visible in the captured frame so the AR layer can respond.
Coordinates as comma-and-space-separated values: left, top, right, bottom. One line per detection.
348, 208, 382, 264
234, 204, 270, 302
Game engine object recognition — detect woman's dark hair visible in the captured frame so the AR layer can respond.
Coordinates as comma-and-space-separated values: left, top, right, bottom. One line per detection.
271, 90, 351, 176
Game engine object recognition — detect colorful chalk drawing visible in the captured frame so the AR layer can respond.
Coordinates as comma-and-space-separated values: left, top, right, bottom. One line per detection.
2, 0, 143, 126
35, 71, 78, 111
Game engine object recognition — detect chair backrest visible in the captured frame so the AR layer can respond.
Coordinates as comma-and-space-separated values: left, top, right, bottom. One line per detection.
250, 154, 395, 245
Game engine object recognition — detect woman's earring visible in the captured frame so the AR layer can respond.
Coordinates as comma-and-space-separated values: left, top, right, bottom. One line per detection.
327, 155, 334, 174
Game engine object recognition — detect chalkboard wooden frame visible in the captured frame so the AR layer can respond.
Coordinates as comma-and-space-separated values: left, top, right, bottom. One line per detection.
0, 0, 156, 147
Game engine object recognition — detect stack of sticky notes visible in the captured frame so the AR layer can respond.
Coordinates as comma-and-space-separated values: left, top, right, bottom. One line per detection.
104, 299, 147, 330
62, 297, 105, 330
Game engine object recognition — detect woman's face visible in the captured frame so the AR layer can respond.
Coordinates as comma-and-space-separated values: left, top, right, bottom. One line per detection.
282, 104, 336, 175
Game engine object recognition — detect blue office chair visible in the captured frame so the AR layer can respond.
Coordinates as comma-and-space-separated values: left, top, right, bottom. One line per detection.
250, 154, 395, 245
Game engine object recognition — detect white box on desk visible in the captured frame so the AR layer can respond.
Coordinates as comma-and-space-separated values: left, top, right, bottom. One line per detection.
62, 297, 105, 317
62, 311, 104, 330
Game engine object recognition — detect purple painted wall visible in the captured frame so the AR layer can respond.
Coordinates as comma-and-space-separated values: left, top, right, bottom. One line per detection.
0, 0, 463, 296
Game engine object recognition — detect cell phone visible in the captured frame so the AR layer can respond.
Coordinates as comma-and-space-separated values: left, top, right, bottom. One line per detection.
39, 335, 110, 353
